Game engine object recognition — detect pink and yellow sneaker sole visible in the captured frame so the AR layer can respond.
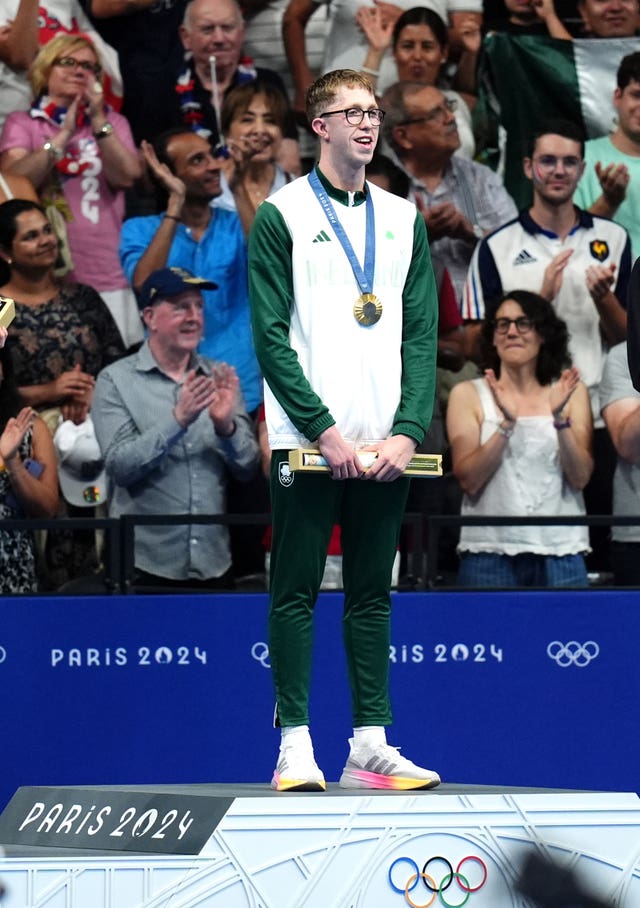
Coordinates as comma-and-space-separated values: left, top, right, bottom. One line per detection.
339, 769, 441, 790
271, 772, 326, 792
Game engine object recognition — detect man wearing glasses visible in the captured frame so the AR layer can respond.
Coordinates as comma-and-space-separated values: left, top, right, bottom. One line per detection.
463, 120, 631, 572
463, 120, 630, 423
380, 81, 517, 303
248, 69, 440, 792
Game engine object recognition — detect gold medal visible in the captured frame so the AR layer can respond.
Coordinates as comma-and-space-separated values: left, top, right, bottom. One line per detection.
354, 292, 382, 326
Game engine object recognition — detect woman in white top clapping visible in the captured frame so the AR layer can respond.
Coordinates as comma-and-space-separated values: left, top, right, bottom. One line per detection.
446, 289, 593, 588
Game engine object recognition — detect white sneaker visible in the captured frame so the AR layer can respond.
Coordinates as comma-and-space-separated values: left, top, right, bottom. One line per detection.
339, 738, 440, 790
271, 745, 326, 792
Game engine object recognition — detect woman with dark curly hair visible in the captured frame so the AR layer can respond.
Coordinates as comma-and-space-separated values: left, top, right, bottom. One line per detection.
446, 289, 594, 587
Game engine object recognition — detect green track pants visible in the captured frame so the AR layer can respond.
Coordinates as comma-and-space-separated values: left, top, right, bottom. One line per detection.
269, 450, 410, 728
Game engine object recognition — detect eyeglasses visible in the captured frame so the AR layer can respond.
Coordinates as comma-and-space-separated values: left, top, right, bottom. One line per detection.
532, 154, 582, 172
54, 56, 101, 75
318, 107, 385, 126
400, 97, 457, 126
493, 316, 534, 335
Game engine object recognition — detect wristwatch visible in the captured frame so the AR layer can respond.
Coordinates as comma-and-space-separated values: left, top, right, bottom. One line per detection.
93, 122, 114, 140
472, 223, 484, 240
42, 140, 63, 162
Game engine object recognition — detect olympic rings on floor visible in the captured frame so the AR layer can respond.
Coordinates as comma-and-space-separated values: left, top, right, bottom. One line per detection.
388, 855, 488, 906
389, 857, 422, 894
422, 857, 454, 891
436, 874, 471, 907
455, 856, 488, 892
405, 872, 438, 908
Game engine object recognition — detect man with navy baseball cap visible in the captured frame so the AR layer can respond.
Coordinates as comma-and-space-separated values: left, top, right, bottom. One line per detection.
137, 266, 218, 308
93, 266, 259, 590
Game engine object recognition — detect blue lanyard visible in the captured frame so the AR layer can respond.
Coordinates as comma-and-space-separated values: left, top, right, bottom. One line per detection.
308, 169, 375, 296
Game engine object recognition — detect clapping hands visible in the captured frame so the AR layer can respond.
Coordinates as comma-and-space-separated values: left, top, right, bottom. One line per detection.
586, 261, 616, 303
141, 140, 186, 205
550, 366, 580, 419
173, 365, 239, 434
484, 368, 517, 424
355, 4, 394, 51
0, 407, 34, 466
208, 363, 239, 435
595, 161, 629, 208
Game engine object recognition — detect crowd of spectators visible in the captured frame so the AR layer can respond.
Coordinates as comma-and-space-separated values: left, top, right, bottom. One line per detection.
1, 0, 640, 592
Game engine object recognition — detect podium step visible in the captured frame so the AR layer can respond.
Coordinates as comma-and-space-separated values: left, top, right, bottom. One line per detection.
1, 782, 640, 907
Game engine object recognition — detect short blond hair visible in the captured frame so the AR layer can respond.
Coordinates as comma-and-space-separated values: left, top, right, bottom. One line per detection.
306, 69, 375, 123
30, 33, 103, 99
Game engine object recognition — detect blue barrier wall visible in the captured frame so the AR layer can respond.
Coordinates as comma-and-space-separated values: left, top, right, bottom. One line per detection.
0, 590, 637, 810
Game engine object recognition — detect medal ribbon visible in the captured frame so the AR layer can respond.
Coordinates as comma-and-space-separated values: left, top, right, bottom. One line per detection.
308, 169, 375, 296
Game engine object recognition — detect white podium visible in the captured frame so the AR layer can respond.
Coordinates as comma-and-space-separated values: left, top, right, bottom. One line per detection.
1, 783, 640, 907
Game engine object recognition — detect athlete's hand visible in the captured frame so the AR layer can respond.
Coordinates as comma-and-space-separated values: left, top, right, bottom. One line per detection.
317, 425, 364, 480
362, 434, 416, 482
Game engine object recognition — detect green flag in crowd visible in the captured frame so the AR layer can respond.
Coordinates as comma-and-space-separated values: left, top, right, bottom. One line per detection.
474, 33, 640, 209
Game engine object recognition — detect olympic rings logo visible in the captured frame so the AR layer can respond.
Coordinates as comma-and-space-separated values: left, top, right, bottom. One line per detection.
388, 855, 487, 907
546, 640, 599, 668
